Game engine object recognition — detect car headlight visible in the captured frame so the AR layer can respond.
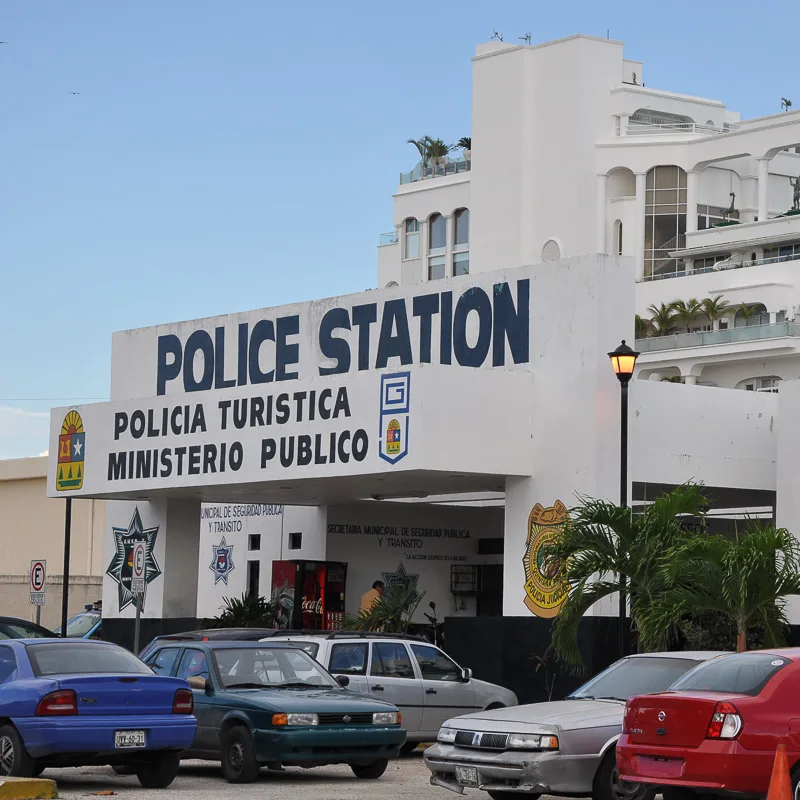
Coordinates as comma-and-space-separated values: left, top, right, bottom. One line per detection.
437, 727, 458, 744
507, 733, 559, 750
272, 713, 319, 726
373, 711, 400, 725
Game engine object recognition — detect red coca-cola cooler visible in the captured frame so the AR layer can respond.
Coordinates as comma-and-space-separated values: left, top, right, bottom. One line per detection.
270, 560, 347, 630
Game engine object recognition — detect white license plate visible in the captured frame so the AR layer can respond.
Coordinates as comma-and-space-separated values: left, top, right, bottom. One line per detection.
455, 766, 479, 787
115, 730, 146, 749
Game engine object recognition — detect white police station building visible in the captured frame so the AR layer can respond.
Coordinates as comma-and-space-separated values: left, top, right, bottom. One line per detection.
45, 33, 800, 683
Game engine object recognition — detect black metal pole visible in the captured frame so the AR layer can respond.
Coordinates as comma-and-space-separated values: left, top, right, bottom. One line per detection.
619, 382, 629, 657
61, 497, 72, 637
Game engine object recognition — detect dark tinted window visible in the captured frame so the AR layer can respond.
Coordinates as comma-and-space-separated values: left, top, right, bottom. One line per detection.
149, 648, 180, 676
28, 643, 152, 676
670, 654, 788, 696
0, 622, 49, 640
570, 657, 702, 701
411, 644, 461, 681
0, 647, 17, 684
370, 643, 414, 679
330, 643, 368, 675
176, 649, 209, 681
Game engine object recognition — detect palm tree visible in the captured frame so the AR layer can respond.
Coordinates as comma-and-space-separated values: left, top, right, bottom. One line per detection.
456, 136, 472, 150
426, 138, 454, 166
642, 524, 800, 653
542, 484, 708, 670
701, 295, 730, 330
672, 298, 702, 330
647, 302, 677, 336
407, 136, 433, 166
736, 303, 761, 327
635, 314, 650, 339
344, 583, 424, 633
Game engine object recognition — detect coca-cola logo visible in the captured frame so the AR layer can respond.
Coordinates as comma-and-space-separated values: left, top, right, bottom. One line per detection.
302, 597, 322, 614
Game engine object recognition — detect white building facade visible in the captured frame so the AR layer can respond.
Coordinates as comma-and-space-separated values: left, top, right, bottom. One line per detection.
377, 34, 800, 393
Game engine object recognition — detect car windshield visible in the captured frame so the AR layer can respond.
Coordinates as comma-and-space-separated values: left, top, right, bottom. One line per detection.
569, 656, 702, 701
62, 611, 101, 638
28, 643, 153, 676
213, 647, 338, 690
668, 653, 788, 696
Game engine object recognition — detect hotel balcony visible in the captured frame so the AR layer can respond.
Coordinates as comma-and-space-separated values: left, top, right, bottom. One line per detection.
636, 321, 800, 353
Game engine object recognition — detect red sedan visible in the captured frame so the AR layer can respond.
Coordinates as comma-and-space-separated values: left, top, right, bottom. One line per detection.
617, 649, 800, 797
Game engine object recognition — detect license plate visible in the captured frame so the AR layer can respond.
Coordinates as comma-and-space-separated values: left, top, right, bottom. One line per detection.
115, 730, 146, 749
455, 766, 479, 787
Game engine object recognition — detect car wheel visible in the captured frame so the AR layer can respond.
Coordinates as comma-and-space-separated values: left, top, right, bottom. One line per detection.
488, 793, 540, 800
400, 742, 419, 757
221, 726, 261, 784
593, 750, 655, 800
112, 765, 137, 775
350, 759, 388, 779
791, 766, 800, 800
0, 725, 35, 778
136, 752, 181, 789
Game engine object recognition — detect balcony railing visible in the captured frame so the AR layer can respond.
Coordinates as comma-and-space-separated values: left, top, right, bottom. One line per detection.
379, 231, 398, 246
636, 321, 800, 352
400, 159, 471, 185
625, 120, 740, 137
639, 252, 800, 282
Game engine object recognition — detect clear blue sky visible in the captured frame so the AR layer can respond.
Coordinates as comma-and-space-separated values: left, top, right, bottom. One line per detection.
1, 0, 794, 458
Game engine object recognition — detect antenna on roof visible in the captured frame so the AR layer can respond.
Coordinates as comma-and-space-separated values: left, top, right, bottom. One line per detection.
519, 32, 531, 45
491, 30, 503, 42
607, 29, 610, 39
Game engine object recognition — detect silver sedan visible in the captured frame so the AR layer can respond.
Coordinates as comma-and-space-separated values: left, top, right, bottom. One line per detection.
424, 651, 725, 800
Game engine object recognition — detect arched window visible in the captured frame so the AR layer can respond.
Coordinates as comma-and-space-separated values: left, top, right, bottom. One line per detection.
429, 213, 446, 251
736, 376, 782, 393
541, 240, 561, 261
645, 165, 687, 277
453, 208, 469, 276
454, 209, 469, 246
404, 218, 420, 259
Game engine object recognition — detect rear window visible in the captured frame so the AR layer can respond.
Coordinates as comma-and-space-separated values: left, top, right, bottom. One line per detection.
570, 657, 703, 701
669, 653, 789, 696
28, 643, 153, 677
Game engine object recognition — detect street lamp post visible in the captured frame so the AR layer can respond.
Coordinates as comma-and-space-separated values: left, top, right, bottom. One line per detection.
608, 340, 639, 657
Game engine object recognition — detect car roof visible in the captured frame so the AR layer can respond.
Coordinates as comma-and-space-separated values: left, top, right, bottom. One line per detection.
153, 628, 276, 641
183, 641, 300, 651
626, 651, 730, 660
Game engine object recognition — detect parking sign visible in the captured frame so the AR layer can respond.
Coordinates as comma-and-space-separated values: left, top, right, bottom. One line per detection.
131, 542, 146, 594
29, 560, 46, 606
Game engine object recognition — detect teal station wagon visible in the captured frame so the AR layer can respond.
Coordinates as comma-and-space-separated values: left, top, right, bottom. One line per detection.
144, 640, 405, 783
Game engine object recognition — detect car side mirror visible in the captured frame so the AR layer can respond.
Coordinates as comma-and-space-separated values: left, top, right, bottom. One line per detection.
188, 676, 213, 693
336, 674, 351, 688
461, 668, 472, 683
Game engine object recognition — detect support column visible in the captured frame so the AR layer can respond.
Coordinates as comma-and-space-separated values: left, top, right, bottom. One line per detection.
683, 375, 698, 386
686, 170, 699, 234
597, 173, 608, 254
634, 172, 647, 278
757, 157, 770, 222
619, 114, 630, 136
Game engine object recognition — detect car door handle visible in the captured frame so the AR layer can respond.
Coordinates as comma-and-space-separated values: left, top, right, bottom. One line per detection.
426, 688, 437, 695
371, 685, 384, 692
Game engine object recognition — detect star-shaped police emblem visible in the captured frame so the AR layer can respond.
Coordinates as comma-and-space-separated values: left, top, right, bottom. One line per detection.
210, 537, 235, 585
382, 562, 418, 592
106, 507, 162, 612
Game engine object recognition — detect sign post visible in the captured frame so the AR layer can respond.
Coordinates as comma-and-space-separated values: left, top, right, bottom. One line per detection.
29, 560, 46, 626
131, 542, 146, 654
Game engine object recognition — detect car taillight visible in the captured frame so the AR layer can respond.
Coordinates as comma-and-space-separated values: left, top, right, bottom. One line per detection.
622, 703, 632, 734
36, 690, 78, 716
173, 689, 194, 714
706, 701, 742, 739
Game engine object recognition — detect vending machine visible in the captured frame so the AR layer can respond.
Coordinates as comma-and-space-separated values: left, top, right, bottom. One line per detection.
270, 560, 347, 630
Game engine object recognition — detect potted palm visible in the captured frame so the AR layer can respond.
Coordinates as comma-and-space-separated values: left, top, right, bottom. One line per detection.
457, 136, 472, 161
426, 138, 454, 169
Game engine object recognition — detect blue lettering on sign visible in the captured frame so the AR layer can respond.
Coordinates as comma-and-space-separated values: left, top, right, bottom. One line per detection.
155, 279, 530, 395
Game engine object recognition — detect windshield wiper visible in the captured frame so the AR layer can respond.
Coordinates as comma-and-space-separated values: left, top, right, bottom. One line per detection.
566, 694, 594, 700
277, 682, 319, 690
596, 696, 626, 702
225, 682, 266, 690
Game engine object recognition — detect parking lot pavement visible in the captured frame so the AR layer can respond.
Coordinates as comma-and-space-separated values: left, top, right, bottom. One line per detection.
49, 755, 444, 800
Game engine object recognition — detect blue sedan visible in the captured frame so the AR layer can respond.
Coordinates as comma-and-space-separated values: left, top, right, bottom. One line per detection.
0, 639, 196, 788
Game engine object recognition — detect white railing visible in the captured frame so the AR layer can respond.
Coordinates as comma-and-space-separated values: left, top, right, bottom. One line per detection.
638, 252, 800, 282
379, 231, 398, 246
636, 321, 800, 352
625, 121, 739, 137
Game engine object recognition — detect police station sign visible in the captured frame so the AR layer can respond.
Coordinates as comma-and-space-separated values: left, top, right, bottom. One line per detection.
47, 267, 537, 497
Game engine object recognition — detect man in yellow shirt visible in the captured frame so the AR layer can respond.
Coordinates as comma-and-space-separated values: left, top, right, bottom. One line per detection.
360, 580, 385, 614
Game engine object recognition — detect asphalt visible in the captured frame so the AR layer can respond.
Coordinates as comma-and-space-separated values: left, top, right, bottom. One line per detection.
48, 755, 446, 800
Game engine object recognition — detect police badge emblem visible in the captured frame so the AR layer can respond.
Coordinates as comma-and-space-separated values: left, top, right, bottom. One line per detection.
210, 537, 235, 585
522, 500, 570, 618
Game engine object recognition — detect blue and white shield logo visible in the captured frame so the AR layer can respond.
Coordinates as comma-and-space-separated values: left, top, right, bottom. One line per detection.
378, 372, 411, 464
210, 537, 235, 585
